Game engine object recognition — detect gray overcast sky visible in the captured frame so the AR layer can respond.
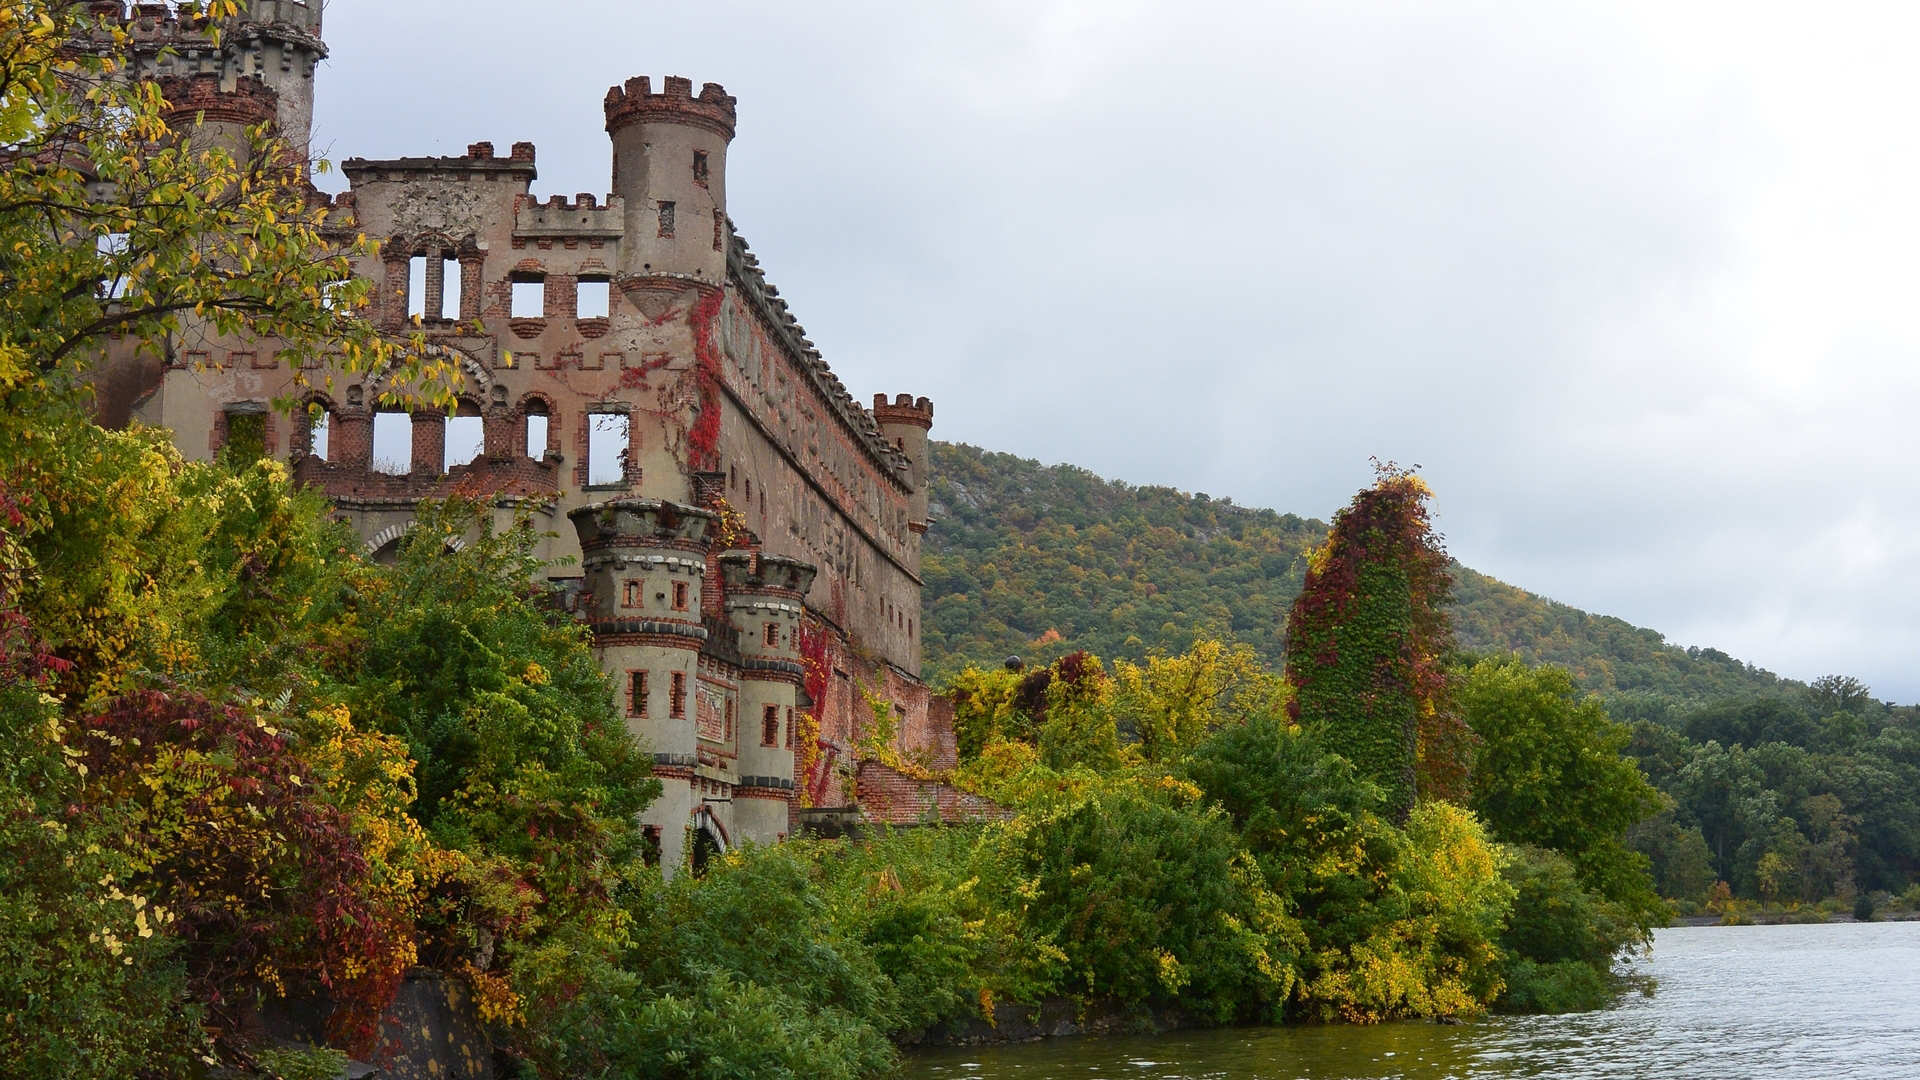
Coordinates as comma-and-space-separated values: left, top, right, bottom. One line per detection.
312, 0, 1920, 700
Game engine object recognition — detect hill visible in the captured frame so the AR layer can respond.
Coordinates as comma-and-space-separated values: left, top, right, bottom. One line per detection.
921, 442, 1800, 708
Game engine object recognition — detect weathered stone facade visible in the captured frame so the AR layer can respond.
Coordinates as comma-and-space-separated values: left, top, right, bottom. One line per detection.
93, 2, 939, 869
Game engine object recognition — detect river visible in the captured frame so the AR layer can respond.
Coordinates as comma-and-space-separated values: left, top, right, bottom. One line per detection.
901, 922, 1920, 1079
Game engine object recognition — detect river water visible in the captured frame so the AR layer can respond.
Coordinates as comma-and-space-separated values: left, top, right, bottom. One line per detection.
901, 922, 1920, 1079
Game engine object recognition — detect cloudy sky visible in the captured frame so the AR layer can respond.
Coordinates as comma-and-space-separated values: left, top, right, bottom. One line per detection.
313, 1, 1920, 700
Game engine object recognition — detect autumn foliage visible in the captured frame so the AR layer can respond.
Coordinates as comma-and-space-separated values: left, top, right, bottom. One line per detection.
1283, 463, 1469, 818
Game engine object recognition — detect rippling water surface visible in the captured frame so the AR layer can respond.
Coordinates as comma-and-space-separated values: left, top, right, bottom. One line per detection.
901, 922, 1920, 1079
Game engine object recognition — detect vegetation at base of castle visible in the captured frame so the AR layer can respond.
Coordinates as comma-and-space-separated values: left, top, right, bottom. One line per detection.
922, 443, 1804, 709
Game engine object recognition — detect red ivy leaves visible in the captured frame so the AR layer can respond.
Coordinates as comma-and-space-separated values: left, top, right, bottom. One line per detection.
1284, 463, 1472, 812
685, 287, 726, 472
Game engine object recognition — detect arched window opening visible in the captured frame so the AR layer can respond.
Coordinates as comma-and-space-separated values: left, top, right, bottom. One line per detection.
372, 410, 412, 475
445, 400, 484, 468
524, 400, 550, 460
307, 402, 331, 461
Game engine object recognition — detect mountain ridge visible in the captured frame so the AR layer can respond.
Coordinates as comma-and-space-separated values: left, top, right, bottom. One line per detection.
921, 441, 1801, 709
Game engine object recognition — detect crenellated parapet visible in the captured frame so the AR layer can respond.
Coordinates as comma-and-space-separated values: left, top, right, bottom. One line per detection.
603, 76, 737, 141
85, 1, 327, 156
871, 393, 934, 430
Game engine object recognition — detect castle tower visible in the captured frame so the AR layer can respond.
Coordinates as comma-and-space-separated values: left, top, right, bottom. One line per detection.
603, 76, 737, 284
718, 551, 816, 844
156, 71, 279, 163
873, 395, 935, 558
571, 499, 718, 874
100, 0, 328, 160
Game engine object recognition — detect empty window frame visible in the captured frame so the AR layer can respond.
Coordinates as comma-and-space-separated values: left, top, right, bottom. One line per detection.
587, 411, 629, 486
445, 403, 484, 468
307, 403, 330, 461
657, 201, 675, 238
97, 233, 131, 299
628, 671, 649, 717
439, 259, 461, 320
510, 276, 546, 319
371, 411, 412, 475
762, 704, 779, 747
693, 150, 709, 187
524, 401, 550, 459
669, 671, 687, 719
407, 256, 427, 318
624, 579, 644, 608
671, 581, 689, 612
763, 622, 779, 647
222, 410, 266, 466
576, 278, 610, 320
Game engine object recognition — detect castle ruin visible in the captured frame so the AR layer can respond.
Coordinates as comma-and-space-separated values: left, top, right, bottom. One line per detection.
93, 1, 955, 870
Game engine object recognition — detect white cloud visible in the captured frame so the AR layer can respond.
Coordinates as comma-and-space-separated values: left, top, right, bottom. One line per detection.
313, 0, 1920, 699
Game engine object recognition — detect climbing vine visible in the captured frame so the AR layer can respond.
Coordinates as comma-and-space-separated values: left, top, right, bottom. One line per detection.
796, 615, 834, 806
1283, 463, 1465, 819
685, 288, 726, 472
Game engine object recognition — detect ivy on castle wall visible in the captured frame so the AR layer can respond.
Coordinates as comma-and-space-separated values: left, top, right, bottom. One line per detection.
1283, 464, 1464, 819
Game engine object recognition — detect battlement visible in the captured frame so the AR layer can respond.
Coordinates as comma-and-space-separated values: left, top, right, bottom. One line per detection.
717, 551, 819, 597
342, 143, 537, 184
87, 1, 322, 46
157, 71, 276, 128
515, 192, 625, 240
872, 394, 934, 429
604, 75, 737, 141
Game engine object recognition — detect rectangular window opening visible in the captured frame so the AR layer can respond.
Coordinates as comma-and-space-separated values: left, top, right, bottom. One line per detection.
762, 705, 779, 747
221, 411, 266, 466
764, 622, 779, 647
725, 699, 734, 743
628, 671, 649, 717
576, 279, 610, 320
511, 278, 546, 319
588, 412, 630, 486
371, 411, 412, 475
624, 579, 644, 608
657, 201, 676, 238
693, 150, 709, 187
407, 256, 428, 318
669, 671, 686, 718
98, 233, 132, 299
671, 581, 689, 612
445, 413, 484, 469
441, 259, 462, 320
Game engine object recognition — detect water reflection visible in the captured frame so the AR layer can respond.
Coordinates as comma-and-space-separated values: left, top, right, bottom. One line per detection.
901, 923, 1920, 1079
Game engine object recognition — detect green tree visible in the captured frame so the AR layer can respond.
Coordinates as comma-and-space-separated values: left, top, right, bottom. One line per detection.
1458, 656, 1664, 932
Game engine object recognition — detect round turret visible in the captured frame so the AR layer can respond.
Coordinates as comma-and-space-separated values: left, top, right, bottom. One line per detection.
604, 76, 737, 283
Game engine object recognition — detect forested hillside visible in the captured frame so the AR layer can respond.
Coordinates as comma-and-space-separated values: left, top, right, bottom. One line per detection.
923, 443, 1920, 903
923, 442, 1796, 705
